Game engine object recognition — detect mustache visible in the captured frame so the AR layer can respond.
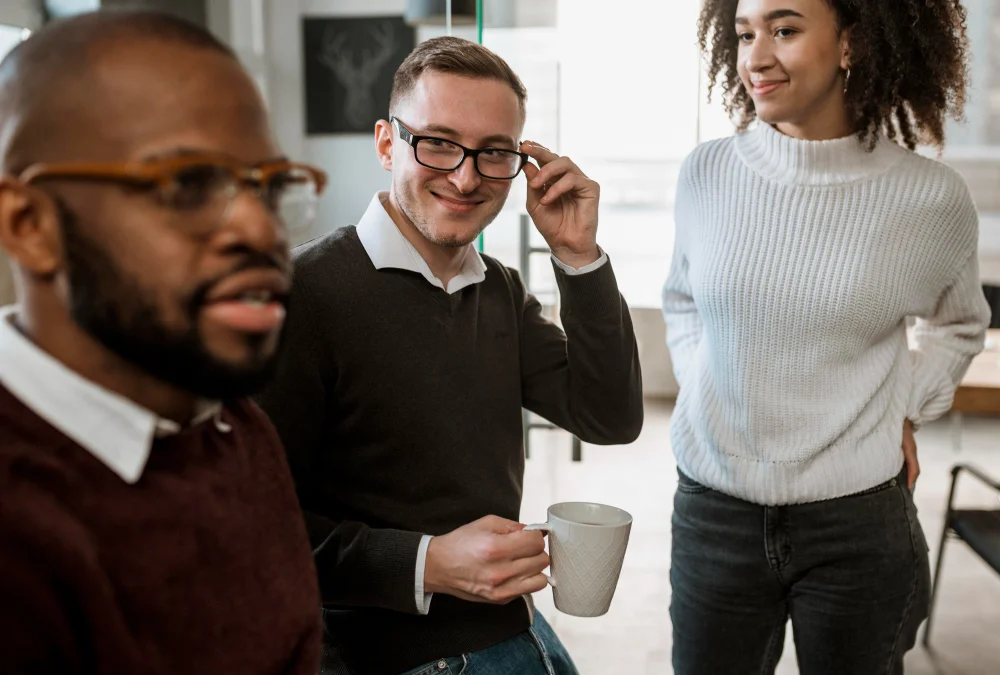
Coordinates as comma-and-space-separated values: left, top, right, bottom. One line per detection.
190, 253, 291, 311
426, 184, 488, 201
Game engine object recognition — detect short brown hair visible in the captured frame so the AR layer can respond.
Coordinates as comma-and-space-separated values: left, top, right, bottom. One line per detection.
389, 36, 527, 120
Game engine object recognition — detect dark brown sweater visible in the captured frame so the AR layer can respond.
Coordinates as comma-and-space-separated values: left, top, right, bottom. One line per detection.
256, 227, 643, 673
0, 385, 322, 675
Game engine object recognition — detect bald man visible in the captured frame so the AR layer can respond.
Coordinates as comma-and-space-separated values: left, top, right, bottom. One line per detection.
0, 11, 326, 674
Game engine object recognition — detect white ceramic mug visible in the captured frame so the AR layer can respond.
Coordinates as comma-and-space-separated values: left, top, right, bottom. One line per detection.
524, 502, 633, 617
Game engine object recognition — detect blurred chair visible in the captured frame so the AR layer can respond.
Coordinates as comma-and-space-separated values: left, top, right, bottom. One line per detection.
984, 284, 999, 329
924, 464, 1000, 649
520, 213, 582, 462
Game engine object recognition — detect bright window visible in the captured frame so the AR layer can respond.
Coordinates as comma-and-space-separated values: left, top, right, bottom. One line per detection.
482, 0, 714, 308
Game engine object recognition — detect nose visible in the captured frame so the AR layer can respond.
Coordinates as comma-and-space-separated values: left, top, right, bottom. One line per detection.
448, 155, 482, 194
744, 36, 776, 74
216, 189, 289, 260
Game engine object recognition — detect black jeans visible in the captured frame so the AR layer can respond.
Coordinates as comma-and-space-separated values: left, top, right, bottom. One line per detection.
670, 468, 930, 675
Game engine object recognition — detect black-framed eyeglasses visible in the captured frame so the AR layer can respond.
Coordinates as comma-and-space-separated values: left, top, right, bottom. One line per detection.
390, 116, 528, 180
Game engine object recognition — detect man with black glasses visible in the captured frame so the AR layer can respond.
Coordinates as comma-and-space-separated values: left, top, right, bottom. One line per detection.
257, 36, 643, 675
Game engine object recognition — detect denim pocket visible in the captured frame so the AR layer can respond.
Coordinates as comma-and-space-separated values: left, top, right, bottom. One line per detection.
899, 481, 931, 554
525, 628, 557, 675
676, 468, 711, 495
849, 476, 898, 498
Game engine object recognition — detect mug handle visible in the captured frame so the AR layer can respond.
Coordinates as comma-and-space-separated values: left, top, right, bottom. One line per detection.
522, 523, 556, 587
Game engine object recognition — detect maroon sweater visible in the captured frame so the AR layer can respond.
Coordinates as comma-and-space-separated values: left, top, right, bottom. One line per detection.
0, 384, 322, 675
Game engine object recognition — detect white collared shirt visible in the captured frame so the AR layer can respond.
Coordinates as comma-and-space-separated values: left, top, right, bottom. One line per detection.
0, 306, 225, 484
354, 191, 608, 614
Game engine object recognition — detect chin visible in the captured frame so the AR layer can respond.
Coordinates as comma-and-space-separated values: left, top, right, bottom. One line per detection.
204, 330, 279, 367
418, 220, 484, 248
222, 345, 276, 366
429, 229, 481, 248
753, 105, 784, 124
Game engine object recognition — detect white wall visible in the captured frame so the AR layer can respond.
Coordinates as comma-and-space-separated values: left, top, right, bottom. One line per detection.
0, 0, 44, 29
266, 0, 368, 244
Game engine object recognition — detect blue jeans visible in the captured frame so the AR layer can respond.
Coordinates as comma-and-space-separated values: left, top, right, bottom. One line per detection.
400, 611, 578, 675
670, 467, 931, 675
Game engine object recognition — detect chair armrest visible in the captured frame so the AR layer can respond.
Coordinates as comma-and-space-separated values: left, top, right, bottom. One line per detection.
952, 464, 1000, 492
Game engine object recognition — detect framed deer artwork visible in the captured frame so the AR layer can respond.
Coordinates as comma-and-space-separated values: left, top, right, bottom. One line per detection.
303, 16, 415, 135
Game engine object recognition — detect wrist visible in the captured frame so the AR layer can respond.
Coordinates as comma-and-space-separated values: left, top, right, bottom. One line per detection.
423, 536, 447, 595
551, 245, 600, 270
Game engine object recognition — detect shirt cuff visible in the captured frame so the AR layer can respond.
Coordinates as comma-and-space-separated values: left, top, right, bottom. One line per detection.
551, 248, 608, 275
414, 534, 434, 615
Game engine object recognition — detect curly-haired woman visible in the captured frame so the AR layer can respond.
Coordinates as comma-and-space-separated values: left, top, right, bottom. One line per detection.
661, 0, 992, 672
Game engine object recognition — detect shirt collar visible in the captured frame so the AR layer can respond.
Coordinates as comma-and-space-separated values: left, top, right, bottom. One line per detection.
356, 192, 487, 294
0, 306, 223, 484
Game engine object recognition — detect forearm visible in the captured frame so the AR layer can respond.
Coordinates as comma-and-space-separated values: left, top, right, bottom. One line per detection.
522, 258, 643, 444
908, 325, 987, 425
908, 254, 991, 426
311, 517, 428, 614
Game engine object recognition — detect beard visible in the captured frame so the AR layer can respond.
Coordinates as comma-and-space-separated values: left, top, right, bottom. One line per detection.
57, 201, 287, 400
394, 174, 506, 248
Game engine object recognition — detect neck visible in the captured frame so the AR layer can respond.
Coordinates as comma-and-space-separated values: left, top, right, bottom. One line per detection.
774, 94, 854, 141
776, 119, 853, 142
384, 191, 470, 288
17, 290, 199, 423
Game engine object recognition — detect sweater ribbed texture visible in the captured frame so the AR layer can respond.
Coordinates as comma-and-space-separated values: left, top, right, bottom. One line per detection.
663, 123, 991, 505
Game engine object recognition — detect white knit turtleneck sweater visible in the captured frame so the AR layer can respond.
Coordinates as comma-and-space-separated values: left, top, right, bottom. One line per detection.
662, 123, 992, 505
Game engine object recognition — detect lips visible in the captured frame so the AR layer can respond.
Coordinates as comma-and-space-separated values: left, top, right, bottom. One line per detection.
205, 268, 288, 303
751, 80, 787, 96
431, 190, 485, 214
201, 268, 290, 335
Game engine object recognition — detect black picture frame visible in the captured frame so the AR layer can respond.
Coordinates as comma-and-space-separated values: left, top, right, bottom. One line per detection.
303, 16, 415, 135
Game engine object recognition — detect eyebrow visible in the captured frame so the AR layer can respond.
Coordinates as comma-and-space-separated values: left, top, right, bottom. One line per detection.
735, 9, 805, 24
421, 123, 518, 148
143, 148, 289, 164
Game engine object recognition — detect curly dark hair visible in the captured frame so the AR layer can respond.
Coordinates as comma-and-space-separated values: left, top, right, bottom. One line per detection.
698, 0, 969, 149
